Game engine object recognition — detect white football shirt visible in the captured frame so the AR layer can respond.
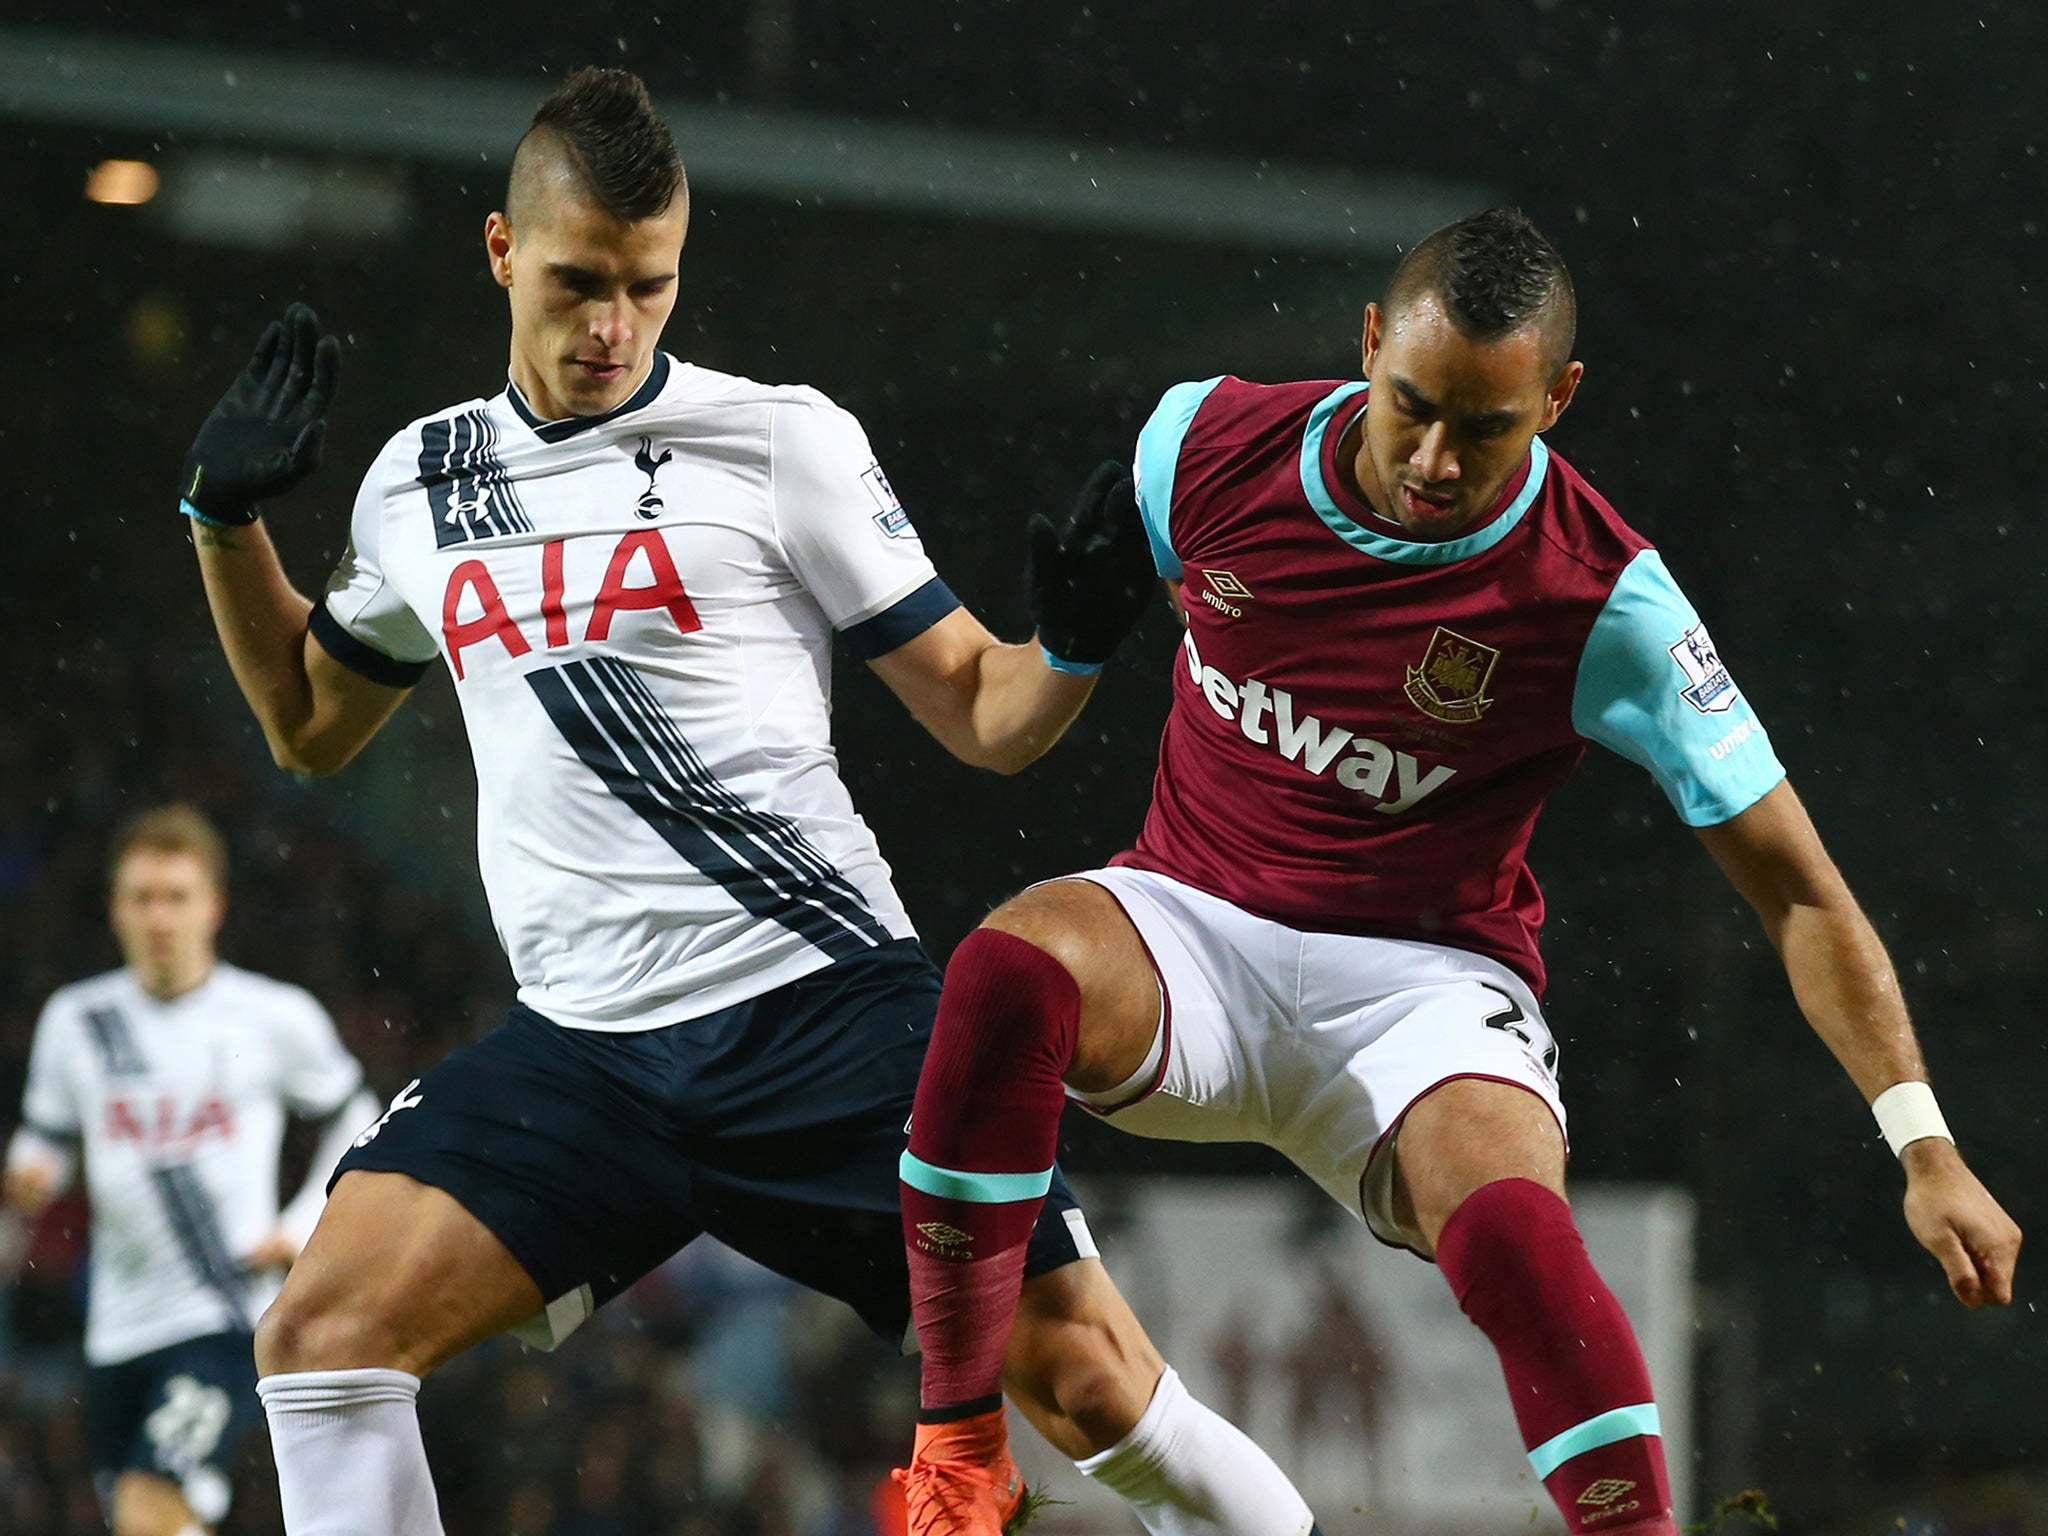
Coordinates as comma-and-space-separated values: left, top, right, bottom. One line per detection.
7, 964, 365, 1364
313, 355, 953, 1031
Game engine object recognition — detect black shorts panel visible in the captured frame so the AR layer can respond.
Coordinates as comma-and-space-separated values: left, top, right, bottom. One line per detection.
336, 940, 1091, 1342
87, 1330, 260, 1516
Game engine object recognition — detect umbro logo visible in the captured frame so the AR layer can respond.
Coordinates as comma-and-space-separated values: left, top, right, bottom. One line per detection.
1576, 1479, 1637, 1508
915, 1220, 973, 1255
1199, 569, 1253, 618
1575, 1477, 1644, 1524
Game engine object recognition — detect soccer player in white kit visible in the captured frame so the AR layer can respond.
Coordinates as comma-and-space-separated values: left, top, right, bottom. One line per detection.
3, 805, 375, 1536
176, 68, 1317, 1536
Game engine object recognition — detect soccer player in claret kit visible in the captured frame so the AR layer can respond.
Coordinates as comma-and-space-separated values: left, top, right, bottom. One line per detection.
177, 67, 1318, 1536
895, 208, 2023, 1534
4, 806, 375, 1536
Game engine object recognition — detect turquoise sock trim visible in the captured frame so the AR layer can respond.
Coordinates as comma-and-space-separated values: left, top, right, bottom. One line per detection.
1526, 1403, 1661, 1480
899, 1151, 1053, 1204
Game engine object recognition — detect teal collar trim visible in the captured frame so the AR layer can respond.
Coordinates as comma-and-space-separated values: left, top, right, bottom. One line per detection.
1297, 381, 1550, 567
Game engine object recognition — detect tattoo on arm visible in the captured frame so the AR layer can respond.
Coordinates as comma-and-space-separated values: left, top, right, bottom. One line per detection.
191, 524, 246, 550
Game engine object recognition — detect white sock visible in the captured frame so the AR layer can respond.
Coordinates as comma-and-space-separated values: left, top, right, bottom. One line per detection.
1077, 1366, 1315, 1536
257, 1368, 445, 1536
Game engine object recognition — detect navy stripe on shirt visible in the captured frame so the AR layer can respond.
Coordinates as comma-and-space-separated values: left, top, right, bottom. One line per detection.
309, 605, 435, 690
839, 577, 962, 660
529, 657, 888, 960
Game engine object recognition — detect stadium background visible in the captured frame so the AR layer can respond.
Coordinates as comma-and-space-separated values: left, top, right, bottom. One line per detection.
1, 2, 2042, 1531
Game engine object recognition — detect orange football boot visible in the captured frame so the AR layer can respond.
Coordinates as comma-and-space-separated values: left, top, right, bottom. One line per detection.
892, 1408, 1037, 1535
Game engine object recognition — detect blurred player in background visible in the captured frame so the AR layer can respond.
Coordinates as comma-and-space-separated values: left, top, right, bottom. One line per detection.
177, 66, 1316, 1536
3, 805, 375, 1536
896, 208, 2023, 1535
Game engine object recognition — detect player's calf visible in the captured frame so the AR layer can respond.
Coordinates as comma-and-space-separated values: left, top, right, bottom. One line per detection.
1436, 1178, 1674, 1535
1008, 1260, 1319, 1536
1393, 1082, 1672, 1532
901, 884, 1160, 1421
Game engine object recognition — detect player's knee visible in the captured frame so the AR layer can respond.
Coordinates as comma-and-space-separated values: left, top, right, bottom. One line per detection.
108, 1473, 193, 1536
254, 1278, 405, 1377
1434, 1177, 1583, 1312
979, 885, 1102, 992
977, 882, 1157, 1089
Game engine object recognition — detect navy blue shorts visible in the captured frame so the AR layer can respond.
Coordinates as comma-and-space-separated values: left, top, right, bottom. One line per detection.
336, 940, 1090, 1343
87, 1330, 260, 1522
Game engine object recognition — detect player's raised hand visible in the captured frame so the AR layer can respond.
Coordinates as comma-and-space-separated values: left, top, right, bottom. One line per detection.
181, 302, 342, 527
1900, 1138, 2021, 1306
1027, 460, 1155, 671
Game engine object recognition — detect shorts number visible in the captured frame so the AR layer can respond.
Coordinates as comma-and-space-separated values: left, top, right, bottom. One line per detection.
1479, 986, 1558, 1074
145, 1374, 232, 1474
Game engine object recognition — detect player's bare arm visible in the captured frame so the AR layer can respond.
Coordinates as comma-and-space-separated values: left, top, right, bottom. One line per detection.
1696, 779, 2022, 1306
868, 460, 1153, 774
185, 304, 409, 775
869, 609, 1094, 774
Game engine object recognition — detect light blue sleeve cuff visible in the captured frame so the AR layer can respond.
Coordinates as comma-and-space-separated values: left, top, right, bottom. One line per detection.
1572, 550, 1786, 827
179, 497, 241, 529
1040, 644, 1104, 676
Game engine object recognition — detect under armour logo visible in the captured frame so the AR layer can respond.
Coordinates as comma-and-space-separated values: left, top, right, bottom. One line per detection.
353, 1079, 424, 1149
633, 437, 674, 519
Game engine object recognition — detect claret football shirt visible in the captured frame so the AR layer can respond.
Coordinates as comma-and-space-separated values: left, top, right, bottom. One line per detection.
1116, 375, 1786, 994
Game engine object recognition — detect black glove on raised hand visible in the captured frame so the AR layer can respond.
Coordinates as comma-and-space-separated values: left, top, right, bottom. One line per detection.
181, 302, 341, 527
1027, 460, 1156, 672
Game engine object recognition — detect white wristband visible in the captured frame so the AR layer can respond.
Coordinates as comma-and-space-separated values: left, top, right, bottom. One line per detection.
1870, 1081, 1953, 1158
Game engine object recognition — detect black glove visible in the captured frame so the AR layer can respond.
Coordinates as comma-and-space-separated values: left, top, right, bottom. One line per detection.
1027, 460, 1156, 671
181, 302, 341, 526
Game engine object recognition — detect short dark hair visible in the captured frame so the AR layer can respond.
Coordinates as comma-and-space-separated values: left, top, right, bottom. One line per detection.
109, 804, 228, 890
510, 66, 685, 224
1384, 207, 1576, 370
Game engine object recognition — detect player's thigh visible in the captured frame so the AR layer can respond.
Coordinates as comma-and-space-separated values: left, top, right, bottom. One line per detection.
1053, 868, 1286, 1139
261, 1009, 699, 1376
110, 1470, 197, 1536
1248, 938, 1568, 1253
982, 877, 1164, 1095
1007, 1257, 1166, 1460
1315, 954, 1566, 1257
257, 1170, 540, 1378
1391, 1076, 1567, 1253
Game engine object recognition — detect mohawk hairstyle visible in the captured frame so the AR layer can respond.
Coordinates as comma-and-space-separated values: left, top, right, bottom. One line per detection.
1384, 207, 1576, 369
513, 66, 685, 223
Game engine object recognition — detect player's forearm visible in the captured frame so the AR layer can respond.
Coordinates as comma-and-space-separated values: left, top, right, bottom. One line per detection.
278, 1087, 380, 1247
191, 520, 327, 769
1771, 894, 1929, 1104
959, 641, 1097, 774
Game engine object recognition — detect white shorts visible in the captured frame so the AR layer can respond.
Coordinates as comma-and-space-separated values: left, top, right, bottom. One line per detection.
1067, 867, 1568, 1256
